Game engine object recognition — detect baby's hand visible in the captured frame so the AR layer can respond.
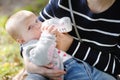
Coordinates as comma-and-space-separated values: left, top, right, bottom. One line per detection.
41, 25, 58, 35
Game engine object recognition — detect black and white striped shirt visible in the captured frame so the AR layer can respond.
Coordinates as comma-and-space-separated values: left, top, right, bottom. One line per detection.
38, 0, 120, 77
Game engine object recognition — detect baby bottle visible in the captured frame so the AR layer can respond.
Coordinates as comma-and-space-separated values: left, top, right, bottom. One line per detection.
42, 17, 72, 33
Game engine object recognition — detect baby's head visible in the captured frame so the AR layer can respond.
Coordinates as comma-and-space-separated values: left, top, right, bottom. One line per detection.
5, 10, 42, 44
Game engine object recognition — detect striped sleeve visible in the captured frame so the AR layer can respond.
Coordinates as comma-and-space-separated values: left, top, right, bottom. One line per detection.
38, 0, 55, 22
67, 38, 120, 77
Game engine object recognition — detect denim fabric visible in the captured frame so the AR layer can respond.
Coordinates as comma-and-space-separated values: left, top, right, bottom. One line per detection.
64, 58, 116, 80
25, 73, 48, 80
25, 58, 116, 80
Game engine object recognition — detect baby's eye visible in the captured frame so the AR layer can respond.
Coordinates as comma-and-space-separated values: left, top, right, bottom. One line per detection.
28, 25, 32, 30
35, 19, 38, 23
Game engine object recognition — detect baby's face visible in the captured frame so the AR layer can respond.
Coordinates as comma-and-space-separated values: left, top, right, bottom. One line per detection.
20, 14, 42, 43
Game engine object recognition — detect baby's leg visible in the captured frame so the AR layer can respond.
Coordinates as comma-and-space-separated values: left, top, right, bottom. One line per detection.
25, 73, 48, 80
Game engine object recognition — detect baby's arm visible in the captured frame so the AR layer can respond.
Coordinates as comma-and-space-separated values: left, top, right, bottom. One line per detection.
30, 32, 56, 66
25, 25, 57, 66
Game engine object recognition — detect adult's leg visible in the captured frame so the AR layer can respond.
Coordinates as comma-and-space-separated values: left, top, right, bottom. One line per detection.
82, 61, 116, 80
64, 58, 116, 80
64, 58, 92, 80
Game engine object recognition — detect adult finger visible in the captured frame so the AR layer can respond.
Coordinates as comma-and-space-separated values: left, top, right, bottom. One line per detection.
44, 69, 66, 79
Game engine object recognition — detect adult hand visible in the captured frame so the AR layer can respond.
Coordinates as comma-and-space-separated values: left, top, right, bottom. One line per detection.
42, 63, 66, 80
56, 32, 73, 51
25, 60, 66, 80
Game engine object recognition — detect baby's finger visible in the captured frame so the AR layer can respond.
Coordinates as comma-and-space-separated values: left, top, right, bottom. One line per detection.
47, 25, 54, 32
41, 24, 49, 32
41, 25, 45, 31
50, 26, 58, 34
44, 69, 66, 80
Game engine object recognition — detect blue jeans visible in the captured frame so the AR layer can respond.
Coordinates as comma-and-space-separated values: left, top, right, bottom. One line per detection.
25, 58, 116, 80
64, 58, 116, 80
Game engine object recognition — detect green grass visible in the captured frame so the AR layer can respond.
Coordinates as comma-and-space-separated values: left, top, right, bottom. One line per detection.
0, 16, 23, 80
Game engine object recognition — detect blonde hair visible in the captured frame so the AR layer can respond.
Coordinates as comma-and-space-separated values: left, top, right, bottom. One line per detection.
5, 10, 35, 41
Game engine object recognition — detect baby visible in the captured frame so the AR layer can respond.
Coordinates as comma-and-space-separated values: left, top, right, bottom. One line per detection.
5, 10, 116, 80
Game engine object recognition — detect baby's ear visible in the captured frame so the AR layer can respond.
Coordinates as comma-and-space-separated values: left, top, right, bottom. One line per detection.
17, 38, 25, 44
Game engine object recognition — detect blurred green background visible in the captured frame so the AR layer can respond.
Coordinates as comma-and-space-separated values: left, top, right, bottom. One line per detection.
0, 0, 48, 79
